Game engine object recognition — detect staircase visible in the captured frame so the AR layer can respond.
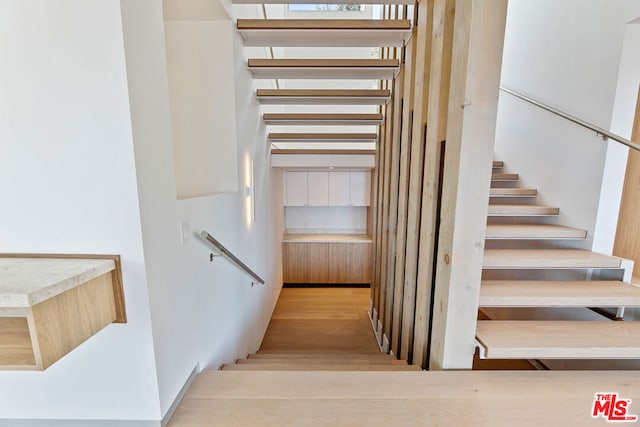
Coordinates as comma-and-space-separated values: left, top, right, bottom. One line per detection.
223, 352, 421, 371
477, 162, 640, 361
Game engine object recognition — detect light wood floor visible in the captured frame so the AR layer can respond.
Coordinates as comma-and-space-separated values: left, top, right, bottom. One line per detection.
259, 286, 380, 354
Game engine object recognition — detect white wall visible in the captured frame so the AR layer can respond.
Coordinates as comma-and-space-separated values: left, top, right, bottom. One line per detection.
121, 0, 282, 418
285, 207, 368, 233
0, 0, 160, 422
593, 19, 640, 254
495, 0, 640, 251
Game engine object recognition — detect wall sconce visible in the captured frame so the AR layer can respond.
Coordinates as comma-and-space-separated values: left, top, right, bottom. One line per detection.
244, 156, 255, 227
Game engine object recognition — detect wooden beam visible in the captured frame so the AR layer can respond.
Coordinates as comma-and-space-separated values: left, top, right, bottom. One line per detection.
429, 0, 508, 370
412, 0, 456, 368
613, 85, 640, 276
383, 49, 406, 350
391, 12, 418, 358
400, 0, 435, 363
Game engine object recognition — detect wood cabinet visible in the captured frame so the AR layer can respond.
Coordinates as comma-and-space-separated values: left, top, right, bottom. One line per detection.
282, 239, 372, 284
284, 170, 371, 206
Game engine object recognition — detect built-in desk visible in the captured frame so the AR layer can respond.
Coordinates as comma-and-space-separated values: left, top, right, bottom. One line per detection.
0, 255, 125, 370
282, 234, 372, 284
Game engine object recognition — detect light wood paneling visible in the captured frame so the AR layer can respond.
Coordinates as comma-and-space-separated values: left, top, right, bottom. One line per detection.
282, 242, 310, 283
614, 86, 640, 276
0, 317, 36, 368
31, 272, 116, 369
283, 242, 371, 284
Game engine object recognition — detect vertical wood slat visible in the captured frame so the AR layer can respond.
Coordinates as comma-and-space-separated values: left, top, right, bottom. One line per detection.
613, 86, 640, 276
383, 46, 406, 349
391, 6, 419, 358
400, 0, 435, 363
429, 0, 508, 370
378, 75, 394, 347
412, 0, 456, 368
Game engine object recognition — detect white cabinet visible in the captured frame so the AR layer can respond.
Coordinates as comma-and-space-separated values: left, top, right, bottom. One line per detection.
329, 172, 351, 205
307, 172, 329, 206
284, 170, 371, 206
349, 171, 371, 206
284, 171, 308, 206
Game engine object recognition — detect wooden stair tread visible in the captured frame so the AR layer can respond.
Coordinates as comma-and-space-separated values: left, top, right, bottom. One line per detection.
485, 224, 586, 239
271, 148, 376, 155
222, 363, 421, 371
169, 371, 640, 426
268, 132, 378, 143
488, 204, 559, 216
237, 358, 407, 365
237, 19, 411, 47
489, 188, 537, 197
256, 89, 391, 105
476, 321, 640, 359
479, 280, 640, 307
263, 113, 383, 126
248, 59, 400, 80
492, 161, 503, 168
483, 249, 622, 269
250, 352, 394, 360
491, 173, 518, 181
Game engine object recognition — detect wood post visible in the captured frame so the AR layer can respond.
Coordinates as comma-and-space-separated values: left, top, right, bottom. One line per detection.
613, 86, 640, 276
412, 0, 456, 367
429, 0, 508, 370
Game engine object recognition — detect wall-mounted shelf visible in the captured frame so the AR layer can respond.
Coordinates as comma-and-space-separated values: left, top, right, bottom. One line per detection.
0, 254, 126, 370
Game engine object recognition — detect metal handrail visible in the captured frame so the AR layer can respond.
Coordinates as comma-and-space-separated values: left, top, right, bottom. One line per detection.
500, 86, 640, 152
200, 231, 265, 285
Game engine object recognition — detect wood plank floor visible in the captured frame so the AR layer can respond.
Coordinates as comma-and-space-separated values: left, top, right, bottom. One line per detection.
260, 287, 380, 354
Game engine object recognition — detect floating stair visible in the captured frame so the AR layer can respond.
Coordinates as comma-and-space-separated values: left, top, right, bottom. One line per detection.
256, 89, 391, 105
485, 224, 586, 240
491, 173, 518, 181
271, 148, 376, 155
489, 188, 537, 198
479, 280, 640, 307
248, 59, 400, 80
476, 321, 640, 359
268, 133, 378, 143
263, 113, 383, 126
483, 249, 623, 269
487, 204, 559, 216
492, 160, 504, 168
237, 19, 412, 47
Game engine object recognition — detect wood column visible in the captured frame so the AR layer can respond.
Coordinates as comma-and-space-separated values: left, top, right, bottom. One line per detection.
429, 0, 508, 370
613, 86, 640, 275
412, 0, 456, 368
400, 0, 435, 362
